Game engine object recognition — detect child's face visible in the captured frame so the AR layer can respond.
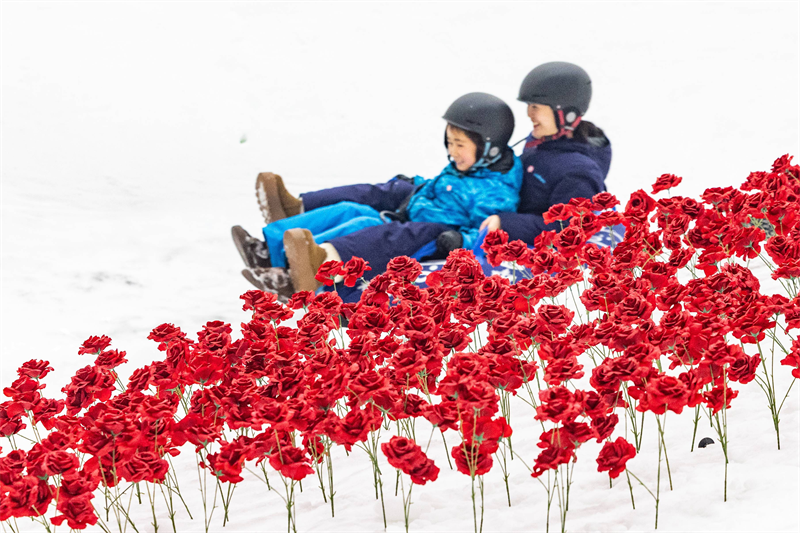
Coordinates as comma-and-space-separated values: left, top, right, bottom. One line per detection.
446, 125, 479, 172
527, 103, 559, 139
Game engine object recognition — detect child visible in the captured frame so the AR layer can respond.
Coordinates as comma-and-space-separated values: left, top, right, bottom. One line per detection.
486, 61, 612, 244
233, 92, 522, 298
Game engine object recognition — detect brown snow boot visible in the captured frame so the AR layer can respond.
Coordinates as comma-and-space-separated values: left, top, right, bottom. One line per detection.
255, 172, 303, 225
283, 228, 327, 293
231, 225, 271, 268
241, 267, 294, 303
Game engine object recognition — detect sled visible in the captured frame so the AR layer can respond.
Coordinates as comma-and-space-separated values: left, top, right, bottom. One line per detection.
326, 222, 627, 303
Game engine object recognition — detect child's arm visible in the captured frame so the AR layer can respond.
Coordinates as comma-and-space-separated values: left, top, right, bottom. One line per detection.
498, 170, 603, 245
459, 158, 523, 248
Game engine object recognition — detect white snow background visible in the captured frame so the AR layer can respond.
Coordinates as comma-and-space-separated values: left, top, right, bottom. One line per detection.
2, 2, 800, 532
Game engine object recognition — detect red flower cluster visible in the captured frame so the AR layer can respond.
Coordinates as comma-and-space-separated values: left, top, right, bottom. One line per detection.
1, 154, 798, 530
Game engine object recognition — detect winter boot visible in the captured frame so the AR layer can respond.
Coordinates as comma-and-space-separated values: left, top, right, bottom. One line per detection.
255, 172, 303, 225
241, 267, 294, 303
283, 228, 327, 292
231, 226, 271, 268
746, 217, 776, 238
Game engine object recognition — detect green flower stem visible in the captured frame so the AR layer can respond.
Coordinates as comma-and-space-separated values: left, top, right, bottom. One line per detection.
690, 405, 701, 451
625, 470, 636, 510
655, 414, 673, 490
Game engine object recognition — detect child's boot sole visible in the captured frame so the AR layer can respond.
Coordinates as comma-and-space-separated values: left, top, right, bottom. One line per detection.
255, 172, 288, 225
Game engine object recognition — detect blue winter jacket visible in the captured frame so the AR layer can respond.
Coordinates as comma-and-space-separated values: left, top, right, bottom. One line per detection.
406, 151, 523, 249
498, 130, 612, 246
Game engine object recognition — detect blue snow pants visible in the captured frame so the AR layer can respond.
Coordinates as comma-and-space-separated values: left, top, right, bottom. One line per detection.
262, 202, 384, 268
300, 177, 454, 279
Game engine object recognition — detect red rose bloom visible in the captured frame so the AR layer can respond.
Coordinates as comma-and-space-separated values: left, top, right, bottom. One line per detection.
592, 191, 620, 210
624, 189, 656, 224
341, 257, 371, 287
385, 255, 423, 282
315, 260, 343, 286
651, 173, 683, 194
268, 446, 314, 480
596, 437, 636, 478
77, 335, 113, 355
452, 442, 493, 476
16, 360, 54, 380
381, 436, 439, 485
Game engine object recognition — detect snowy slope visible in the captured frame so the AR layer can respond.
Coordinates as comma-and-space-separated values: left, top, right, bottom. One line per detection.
2, 2, 799, 532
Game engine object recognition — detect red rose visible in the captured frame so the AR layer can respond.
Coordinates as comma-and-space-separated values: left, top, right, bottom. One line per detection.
348, 370, 390, 405
147, 324, 186, 349
51, 497, 98, 530
386, 256, 423, 282
651, 173, 683, 194
381, 436, 439, 485
531, 445, 573, 478
94, 349, 128, 370
481, 229, 509, 266
592, 192, 620, 210
591, 413, 619, 442
342, 257, 371, 287
118, 450, 170, 483
0, 475, 54, 520
614, 291, 654, 323
16, 360, 54, 380
556, 226, 586, 257
704, 385, 739, 414
624, 189, 656, 224
422, 401, 460, 432
596, 437, 636, 478
61, 366, 116, 416
727, 351, 760, 384
780, 351, 800, 379
771, 153, 794, 172
641, 374, 690, 414
543, 203, 572, 224
286, 290, 315, 309
268, 446, 314, 480
501, 240, 531, 263
536, 386, 582, 423
452, 442, 493, 476
315, 260, 343, 286
327, 407, 382, 451
536, 304, 574, 336
543, 357, 584, 386
77, 335, 112, 355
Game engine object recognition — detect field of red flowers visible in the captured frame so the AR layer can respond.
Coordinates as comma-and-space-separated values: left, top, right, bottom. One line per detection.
2, 155, 799, 533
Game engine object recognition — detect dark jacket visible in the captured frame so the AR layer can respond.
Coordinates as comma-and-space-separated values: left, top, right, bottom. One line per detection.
498, 129, 612, 245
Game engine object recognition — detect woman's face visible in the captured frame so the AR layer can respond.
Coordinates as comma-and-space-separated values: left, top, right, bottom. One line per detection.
446, 125, 478, 172
527, 103, 558, 139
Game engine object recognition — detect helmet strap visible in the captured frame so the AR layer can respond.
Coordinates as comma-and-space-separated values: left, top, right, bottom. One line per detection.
524, 107, 582, 149
471, 141, 502, 169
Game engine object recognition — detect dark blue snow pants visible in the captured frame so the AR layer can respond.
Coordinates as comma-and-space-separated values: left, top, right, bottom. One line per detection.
300, 177, 416, 213
300, 178, 452, 281
330, 221, 453, 281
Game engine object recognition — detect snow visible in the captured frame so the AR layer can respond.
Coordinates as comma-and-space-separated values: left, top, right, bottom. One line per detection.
2, 2, 799, 532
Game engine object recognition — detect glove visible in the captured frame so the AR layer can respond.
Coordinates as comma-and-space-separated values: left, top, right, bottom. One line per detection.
436, 230, 463, 256
392, 174, 415, 185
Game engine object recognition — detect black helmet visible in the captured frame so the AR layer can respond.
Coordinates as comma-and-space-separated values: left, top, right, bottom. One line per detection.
442, 92, 515, 168
518, 62, 592, 125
